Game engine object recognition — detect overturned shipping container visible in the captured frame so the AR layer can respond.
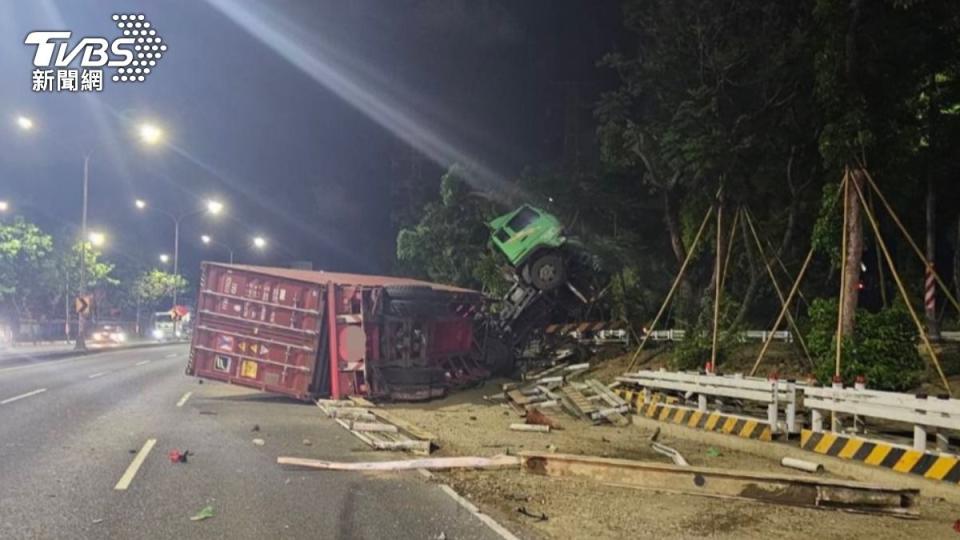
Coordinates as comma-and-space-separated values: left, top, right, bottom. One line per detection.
186, 263, 487, 401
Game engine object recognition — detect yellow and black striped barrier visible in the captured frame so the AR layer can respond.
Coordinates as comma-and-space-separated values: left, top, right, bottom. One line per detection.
617, 389, 773, 441
800, 429, 960, 482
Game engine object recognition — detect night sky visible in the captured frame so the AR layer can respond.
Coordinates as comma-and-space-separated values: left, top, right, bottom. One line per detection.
1, 1, 620, 285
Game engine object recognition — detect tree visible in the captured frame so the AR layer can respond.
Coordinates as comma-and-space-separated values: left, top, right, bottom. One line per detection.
0, 218, 54, 320
134, 269, 189, 311
396, 165, 509, 295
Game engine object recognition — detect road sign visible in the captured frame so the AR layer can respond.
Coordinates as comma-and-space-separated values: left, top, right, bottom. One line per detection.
75, 295, 92, 315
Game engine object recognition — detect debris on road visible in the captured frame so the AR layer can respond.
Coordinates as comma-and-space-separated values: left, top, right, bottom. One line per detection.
252, 438, 265, 446
91, 518, 104, 525
705, 447, 722, 458
510, 423, 550, 433
277, 454, 520, 472
781, 456, 824, 473
317, 398, 435, 455
190, 506, 215, 522
650, 442, 688, 466
251, 424, 260, 432
517, 506, 548, 521
302, 438, 312, 446
518, 452, 920, 518
168, 449, 191, 463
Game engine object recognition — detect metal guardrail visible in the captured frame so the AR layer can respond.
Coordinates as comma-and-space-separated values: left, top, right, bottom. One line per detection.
616, 369, 799, 435
644, 329, 793, 343
803, 385, 960, 452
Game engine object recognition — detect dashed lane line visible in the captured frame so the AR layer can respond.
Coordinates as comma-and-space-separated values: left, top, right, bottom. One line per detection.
0, 388, 47, 405
87, 371, 109, 379
114, 438, 156, 491
176, 392, 192, 407
165, 353, 179, 358
135, 360, 151, 366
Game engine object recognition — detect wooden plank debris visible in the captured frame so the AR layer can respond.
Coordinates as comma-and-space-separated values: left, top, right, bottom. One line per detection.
317, 399, 434, 455
278, 455, 521, 471
518, 452, 919, 518
510, 423, 550, 433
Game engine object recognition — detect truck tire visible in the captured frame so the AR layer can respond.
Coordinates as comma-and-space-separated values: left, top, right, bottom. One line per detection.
528, 253, 565, 291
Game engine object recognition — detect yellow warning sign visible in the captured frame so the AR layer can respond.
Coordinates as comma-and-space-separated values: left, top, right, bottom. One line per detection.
250, 343, 259, 354
240, 360, 258, 379
238, 342, 247, 352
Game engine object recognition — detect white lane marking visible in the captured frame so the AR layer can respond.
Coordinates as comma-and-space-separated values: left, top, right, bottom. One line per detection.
165, 353, 179, 358
176, 392, 193, 407
438, 484, 521, 540
0, 345, 184, 375
0, 388, 48, 405
88, 371, 109, 379
135, 360, 151, 366
114, 438, 157, 491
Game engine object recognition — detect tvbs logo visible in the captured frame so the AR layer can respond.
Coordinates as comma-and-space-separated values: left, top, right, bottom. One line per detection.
25, 14, 166, 92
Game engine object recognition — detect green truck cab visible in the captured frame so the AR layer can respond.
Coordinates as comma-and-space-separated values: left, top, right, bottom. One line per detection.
488, 204, 568, 291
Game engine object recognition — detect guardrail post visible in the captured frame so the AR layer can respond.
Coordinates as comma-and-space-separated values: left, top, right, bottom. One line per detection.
785, 381, 797, 433
811, 409, 823, 433
913, 425, 927, 452
936, 430, 950, 452
767, 375, 780, 435
698, 394, 707, 411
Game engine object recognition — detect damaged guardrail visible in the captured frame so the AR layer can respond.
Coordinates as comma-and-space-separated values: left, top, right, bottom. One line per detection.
616, 369, 799, 438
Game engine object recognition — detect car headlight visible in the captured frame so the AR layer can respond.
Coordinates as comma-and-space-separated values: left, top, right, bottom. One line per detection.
152, 329, 164, 339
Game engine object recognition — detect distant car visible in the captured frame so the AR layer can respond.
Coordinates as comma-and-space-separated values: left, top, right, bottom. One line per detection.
89, 324, 128, 345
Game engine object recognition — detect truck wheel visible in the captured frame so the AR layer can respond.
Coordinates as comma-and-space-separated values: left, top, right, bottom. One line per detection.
529, 253, 565, 290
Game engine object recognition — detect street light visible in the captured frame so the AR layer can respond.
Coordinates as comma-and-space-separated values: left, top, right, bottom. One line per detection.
16, 115, 33, 131
206, 199, 224, 215
138, 123, 164, 146
201, 234, 235, 264
0, 200, 8, 212
16, 114, 161, 351
159, 253, 170, 264
252, 236, 267, 250
88, 231, 106, 247
135, 198, 225, 330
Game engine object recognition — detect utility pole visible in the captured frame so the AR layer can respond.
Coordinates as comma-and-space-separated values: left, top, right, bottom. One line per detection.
925, 176, 940, 340
75, 154, 90, 351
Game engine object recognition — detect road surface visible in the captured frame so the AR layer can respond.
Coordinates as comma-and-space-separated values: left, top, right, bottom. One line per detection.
0, 344, 503, 539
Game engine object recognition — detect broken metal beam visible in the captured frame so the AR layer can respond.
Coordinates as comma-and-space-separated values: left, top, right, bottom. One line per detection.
518, 452, 919, 518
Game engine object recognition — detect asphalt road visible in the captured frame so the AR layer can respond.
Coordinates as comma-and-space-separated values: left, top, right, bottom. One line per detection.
0, 344, 503, 539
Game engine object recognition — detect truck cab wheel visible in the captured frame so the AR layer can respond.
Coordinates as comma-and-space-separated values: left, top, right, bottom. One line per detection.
528, 253, 564, 291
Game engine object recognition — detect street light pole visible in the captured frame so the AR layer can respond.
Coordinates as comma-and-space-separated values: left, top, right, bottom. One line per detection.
75, 153, 90, 351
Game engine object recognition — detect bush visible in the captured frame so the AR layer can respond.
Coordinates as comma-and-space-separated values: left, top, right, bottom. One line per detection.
805, 298, 923, 391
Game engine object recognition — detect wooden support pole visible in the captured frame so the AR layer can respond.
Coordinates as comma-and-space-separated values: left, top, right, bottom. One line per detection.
836, 170, 850, 380
850, 178, 952, 396
627, 206, 715, 371
743, 210, 815, 369
860, 166, 960, 315
278, 455, 521, 471
711, 199, 725, 370
749, 174, 848, 377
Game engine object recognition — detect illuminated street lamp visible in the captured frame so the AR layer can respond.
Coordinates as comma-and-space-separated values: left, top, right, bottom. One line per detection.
201, 234, 235, 264
206, 199, 224, 215
159, 253, 170, 264
134, 199, 147, 210
88, 231, 106, 247
16, 115, 33, 131
252, 236, 267, 250
14, 114, 163, 350
0, 200, 8, 212
138, 123, 164, 146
